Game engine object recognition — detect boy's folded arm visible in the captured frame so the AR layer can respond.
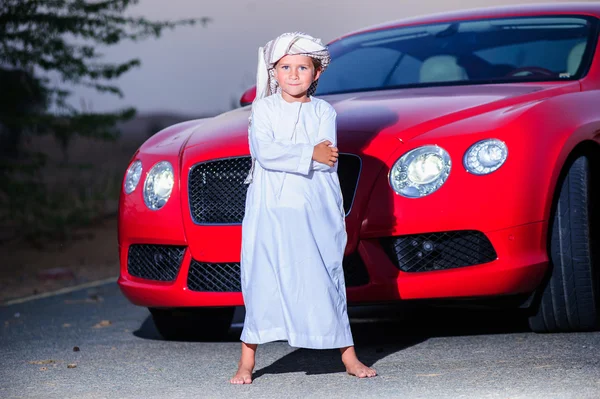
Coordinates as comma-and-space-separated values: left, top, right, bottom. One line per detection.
249, 103, 313, 175
310, 106, 338, 172
252, 136, 313, 175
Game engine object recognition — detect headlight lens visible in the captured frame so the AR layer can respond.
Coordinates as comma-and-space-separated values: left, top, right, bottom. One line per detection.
143, 161, 174, 210
389, 145, 451, 198
464, 139, 508, 175
124, 160, 142, 194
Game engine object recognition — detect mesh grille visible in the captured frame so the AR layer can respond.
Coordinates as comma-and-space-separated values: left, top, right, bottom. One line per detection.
187, 253, 369, 292
188, 157, 252, 224
381, 231, 497, 273
127, 245, 185, 281
188, 155, 361, 224
188, 261, 241, 292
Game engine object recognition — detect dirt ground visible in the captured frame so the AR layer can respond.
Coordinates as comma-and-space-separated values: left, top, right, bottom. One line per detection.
0, 216, 119, 304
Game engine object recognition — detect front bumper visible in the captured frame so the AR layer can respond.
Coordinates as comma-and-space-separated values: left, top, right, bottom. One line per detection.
118, 221, 548, 308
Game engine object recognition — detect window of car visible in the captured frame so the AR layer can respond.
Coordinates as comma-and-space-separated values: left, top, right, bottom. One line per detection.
316, 48, 401, 93
315, 16, 598, 95
476, 38, 587, 74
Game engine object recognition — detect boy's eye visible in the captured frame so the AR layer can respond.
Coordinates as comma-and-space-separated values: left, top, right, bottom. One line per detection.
300, 66, 307, 70
281, 65, 289, 70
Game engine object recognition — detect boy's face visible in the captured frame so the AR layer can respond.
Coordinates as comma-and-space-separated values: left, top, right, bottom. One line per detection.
274, 54, 321, 102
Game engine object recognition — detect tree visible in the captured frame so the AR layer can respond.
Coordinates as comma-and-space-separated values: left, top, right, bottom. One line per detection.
0, 0, 209, 156
0, 0, 209, 242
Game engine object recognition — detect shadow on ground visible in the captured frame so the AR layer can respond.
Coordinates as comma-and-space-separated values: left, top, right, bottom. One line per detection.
133, 303, 530, 378
253, 304, 529, 378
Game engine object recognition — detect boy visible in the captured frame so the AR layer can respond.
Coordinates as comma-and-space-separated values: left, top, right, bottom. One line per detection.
232, 32, 377, 384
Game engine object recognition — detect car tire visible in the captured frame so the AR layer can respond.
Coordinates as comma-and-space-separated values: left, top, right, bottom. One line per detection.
529, 155, 598, 332
149, 307, 235, 341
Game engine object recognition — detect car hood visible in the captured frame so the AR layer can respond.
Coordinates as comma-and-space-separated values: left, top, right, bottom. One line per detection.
182, 82, 578, 165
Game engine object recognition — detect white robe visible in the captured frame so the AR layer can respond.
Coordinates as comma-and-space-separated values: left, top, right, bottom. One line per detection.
240, 92, 354, 349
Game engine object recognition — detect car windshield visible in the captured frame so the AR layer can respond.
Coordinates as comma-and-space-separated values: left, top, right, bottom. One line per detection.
315, 16, 597, 95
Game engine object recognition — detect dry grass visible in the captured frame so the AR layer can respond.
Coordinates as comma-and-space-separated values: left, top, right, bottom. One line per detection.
0, 112, 199, 303
0, 133, 135, 303
0, 134, 132, 243
0, 112, 196, 243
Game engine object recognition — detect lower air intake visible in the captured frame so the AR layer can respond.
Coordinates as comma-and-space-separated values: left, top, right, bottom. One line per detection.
381, 230, 497, 273
187, 253, 370, 292
127, 244, 185, 281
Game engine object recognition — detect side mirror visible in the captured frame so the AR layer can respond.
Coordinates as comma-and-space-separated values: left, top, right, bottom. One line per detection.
240, 86, 256, 107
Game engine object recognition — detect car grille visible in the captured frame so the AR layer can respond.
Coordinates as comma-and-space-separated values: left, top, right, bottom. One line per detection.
380, 231, 497, 273
187, 253, 369, 292
188, 261, 241, 292
188, 155, 361, 224
127, 244, 185, 281
188, 157, 252, 224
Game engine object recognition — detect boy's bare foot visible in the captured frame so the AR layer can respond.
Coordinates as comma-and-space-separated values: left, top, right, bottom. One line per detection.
230, 362, 254, 384
230, 342, 257, 384
344, 359, 377, 378
340, 346, 377, 378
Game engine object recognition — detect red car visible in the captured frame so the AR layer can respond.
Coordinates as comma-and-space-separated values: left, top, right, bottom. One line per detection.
118, 3, 599, 339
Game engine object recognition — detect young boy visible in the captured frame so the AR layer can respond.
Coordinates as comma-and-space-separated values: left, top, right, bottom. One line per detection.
231, 32, 377, 384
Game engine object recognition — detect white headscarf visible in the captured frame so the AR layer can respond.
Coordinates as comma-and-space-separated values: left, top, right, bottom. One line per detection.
254, 32, 331, 102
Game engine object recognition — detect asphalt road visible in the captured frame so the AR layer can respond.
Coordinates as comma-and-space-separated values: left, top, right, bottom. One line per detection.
1, 282, 599, 399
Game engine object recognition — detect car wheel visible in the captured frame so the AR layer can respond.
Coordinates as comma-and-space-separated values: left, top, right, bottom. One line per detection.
529, 155, 599, 332
149, 307, 235, 341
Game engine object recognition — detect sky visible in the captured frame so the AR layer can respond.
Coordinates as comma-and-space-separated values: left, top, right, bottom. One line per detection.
69, 0, 583, 117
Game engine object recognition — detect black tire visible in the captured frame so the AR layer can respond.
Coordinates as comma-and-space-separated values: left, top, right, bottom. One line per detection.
529, 155, 599, 332
149, 307, 235, 341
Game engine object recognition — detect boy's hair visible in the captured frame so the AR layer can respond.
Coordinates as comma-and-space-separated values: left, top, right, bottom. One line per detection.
312, 58, 322, 72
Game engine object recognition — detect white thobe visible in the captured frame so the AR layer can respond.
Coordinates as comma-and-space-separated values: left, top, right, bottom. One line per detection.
240, 92, 354, 349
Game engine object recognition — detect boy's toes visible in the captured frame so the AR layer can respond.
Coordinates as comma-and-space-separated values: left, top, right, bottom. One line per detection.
230, 372, 253, 384
230, 376, 252, 384
346, 362, 377, 378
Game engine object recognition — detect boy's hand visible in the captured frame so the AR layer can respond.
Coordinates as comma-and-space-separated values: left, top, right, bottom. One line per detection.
312, 140, 339, 167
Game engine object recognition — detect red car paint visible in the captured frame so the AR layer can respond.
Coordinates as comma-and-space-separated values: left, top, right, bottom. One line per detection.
119, 3, 600, 309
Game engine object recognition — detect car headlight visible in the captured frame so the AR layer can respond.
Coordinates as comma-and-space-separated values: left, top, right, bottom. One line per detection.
124, 160, 142, 194
143, 161, 174, 210
464, 139, 508, 175
389, 145, 451, 198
